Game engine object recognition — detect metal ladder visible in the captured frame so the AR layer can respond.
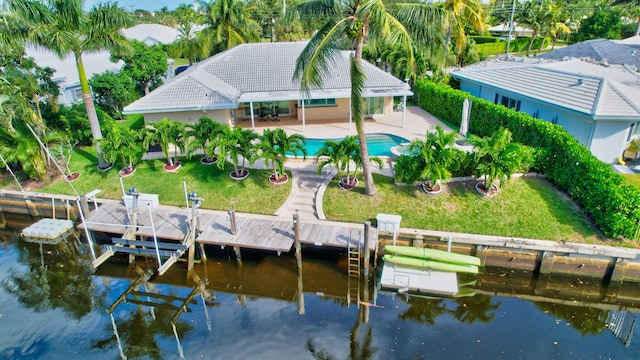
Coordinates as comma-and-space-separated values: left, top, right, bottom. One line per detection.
347, 232, 361, 306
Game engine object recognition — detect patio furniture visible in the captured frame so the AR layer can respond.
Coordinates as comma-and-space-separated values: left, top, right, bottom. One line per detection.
271, 107, 280, 121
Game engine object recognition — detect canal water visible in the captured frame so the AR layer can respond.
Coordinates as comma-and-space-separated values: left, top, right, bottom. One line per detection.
1, 214, 639, 359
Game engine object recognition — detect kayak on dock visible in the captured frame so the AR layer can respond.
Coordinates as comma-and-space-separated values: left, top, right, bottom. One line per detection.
384, 245, 481, 266
383, 254, 479, 274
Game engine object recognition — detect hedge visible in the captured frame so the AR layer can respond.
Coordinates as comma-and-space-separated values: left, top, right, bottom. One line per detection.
414, 80, 640, 240
477, 37, 549, 55
470, 36, 500, 44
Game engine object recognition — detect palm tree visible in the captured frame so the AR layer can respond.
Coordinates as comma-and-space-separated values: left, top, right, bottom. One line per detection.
185, 116, 225, 164
257, 128, 307, 182
197, 0, 262, 56
287, 0, 447, 195
468, 127, 526, 195
2, 0, 133, 170
408, 125, 458, 193
98, 122, 143, 176
315, 139, 351, 176
171, 4, 202, 66
216, 126, 259, 179
142, 119, 185, 170
443, 0, 487, 52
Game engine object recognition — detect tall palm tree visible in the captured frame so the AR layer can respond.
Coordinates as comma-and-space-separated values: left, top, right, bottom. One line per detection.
443, 0, 487, 52
171, 4, 202, 66
2, 0, 132, 170
257, 128, 307, 181
197, 0, 262, 56
287, 0, 447, 195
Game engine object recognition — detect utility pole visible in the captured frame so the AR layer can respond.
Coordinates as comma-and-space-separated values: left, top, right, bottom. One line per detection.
505, 0, 517, 57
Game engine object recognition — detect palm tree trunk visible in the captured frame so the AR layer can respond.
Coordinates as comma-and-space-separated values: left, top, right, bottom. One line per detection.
636, 19, 640, 36
526, 34, 536, 56
75, 53, 110, 169
354, 40, 376, 196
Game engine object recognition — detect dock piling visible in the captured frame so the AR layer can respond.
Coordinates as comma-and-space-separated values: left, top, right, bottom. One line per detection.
234, 246, 242, 266
293, 214, 302, 269
363, 221, 371, 277
228, 209, 237, 235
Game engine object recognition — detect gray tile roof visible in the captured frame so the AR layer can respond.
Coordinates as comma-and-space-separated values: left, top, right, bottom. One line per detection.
537, 39, 640, 68
124, 41, 411, 114
453, 56, 640, 119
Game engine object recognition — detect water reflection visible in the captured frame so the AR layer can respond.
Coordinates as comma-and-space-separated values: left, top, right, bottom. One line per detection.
1, 214, 640, 359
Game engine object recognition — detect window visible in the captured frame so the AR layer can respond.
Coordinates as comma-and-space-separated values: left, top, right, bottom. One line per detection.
73, 88, 83, 102
499, 95, 521, 111
628, 122, 640, 141
365, 97, 384, 115
299, 98, 336, 107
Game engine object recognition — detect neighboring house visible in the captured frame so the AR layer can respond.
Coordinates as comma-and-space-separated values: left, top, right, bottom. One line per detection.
121, 24, 180, 46
25, 46, 123, 105
615, 35, 640, 50
123, 42, 413, 131
452, 57, 640, 163
537, 39, 640, 68
487, 23, 534, 38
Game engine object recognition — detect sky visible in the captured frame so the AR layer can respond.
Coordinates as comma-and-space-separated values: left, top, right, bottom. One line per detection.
84, 0, 194, 12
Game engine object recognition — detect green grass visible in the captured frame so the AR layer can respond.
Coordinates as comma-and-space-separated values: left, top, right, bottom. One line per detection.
30, 148, 628, 245
623, 174, 640, 189
121, 114, 145, 130
323, 174, 611, 244
40, 147, 290, 214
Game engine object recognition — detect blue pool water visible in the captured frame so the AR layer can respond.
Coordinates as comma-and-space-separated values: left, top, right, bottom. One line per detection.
297, 133, 409, 157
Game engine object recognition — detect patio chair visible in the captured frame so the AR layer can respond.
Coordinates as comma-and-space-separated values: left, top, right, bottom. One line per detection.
271, 107, 280, 122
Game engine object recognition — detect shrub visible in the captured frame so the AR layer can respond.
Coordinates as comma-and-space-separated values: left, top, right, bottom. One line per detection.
414, 80, 640, 240
471, 36, 500, 44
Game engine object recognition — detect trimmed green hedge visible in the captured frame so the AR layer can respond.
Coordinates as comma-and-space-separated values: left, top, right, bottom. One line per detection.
414, 80, 640, 240
470, 36, 500, 44
477, 37, 549, 55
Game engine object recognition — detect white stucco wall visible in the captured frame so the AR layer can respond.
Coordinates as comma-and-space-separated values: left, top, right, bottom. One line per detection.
590, 121, 631, 163
143, 110, 230, 125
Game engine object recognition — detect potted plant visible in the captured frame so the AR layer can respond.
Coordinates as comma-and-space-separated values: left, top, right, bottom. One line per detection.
317, 135, 382, 190
257, 128, 306, 184
142, 118, 185, 172
185, 116, 225, 165
98, 122, 143, 177
408, 125, 458, 194
468, 127, 526, 197
216, 126, 258, 180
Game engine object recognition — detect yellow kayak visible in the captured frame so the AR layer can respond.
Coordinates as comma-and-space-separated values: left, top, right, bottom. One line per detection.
385, 245, 481, 266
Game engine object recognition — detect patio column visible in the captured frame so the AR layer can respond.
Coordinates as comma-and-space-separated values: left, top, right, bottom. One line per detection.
249, 101, 256, 130
402, 95, 407, 128
349, 98, 352, 131
301, 100, 306, 134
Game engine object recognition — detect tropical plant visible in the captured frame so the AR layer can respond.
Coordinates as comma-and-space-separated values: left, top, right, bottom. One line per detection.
257, 128, 307, 181
111, 40, 168, 95
287, 0, 447, 195
185, 116, 225, 164
216, 126, 259, 178
197, 0, 262, 56
316, 135, 382, 189
442, 0, 487, 52
408, 125, 458, 191
171, 6, 203, 65
142, 119, 185, 168
468, 127, 526, 193
98, 122, 143, 175
2, 0, 133, 170
315, 139, 350, 176
88, 71, 136, 119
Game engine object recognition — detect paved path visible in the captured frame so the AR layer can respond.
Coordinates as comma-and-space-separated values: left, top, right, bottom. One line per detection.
275, 167, 336, 220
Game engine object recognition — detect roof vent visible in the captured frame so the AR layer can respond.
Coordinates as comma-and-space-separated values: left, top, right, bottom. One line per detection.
577, 78, 583, 86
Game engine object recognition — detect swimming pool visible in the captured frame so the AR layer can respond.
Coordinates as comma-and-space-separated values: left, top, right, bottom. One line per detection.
296, 133, 410, 157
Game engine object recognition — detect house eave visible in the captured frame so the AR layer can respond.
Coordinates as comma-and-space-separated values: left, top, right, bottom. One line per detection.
123, 103, 236, 115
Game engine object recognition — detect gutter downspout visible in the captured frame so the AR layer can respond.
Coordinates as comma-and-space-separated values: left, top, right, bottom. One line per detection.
249, 101, 256, 131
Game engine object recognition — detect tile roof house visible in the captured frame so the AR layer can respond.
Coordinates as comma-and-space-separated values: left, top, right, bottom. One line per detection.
25, 46, 123, 105
123, 42, 413, 131
537, 39, 640, 68
452, 56, 640, 163
121, 24, 181, 46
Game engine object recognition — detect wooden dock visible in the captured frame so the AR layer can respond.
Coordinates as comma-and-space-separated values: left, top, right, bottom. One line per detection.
79, 202, 378, 253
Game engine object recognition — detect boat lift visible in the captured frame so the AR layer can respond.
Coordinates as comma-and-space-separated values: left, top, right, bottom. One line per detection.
78, 183, 201, 275
107, 270, 215, 359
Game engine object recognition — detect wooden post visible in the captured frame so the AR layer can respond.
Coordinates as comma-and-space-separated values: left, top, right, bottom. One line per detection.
228, 209, 237, 235
199, 243, 208, 262
293, 214, 302, 269
297, 266, 305, 315
79, 196, 90, 219
363, 221, 371, 277
234, 246, 242, 266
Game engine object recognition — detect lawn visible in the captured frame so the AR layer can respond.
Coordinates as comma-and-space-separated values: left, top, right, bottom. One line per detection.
622, 174, 640, 189
323, 174, 613, 244
29, 148, 625, 245
39, 148, 291, 214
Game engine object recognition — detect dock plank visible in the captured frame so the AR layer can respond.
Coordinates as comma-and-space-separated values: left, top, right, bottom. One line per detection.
79, 201, 378, 252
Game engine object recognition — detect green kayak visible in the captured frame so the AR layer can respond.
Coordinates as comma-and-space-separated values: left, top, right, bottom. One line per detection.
385, 245, 481, 266
383, 254, 479, 274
